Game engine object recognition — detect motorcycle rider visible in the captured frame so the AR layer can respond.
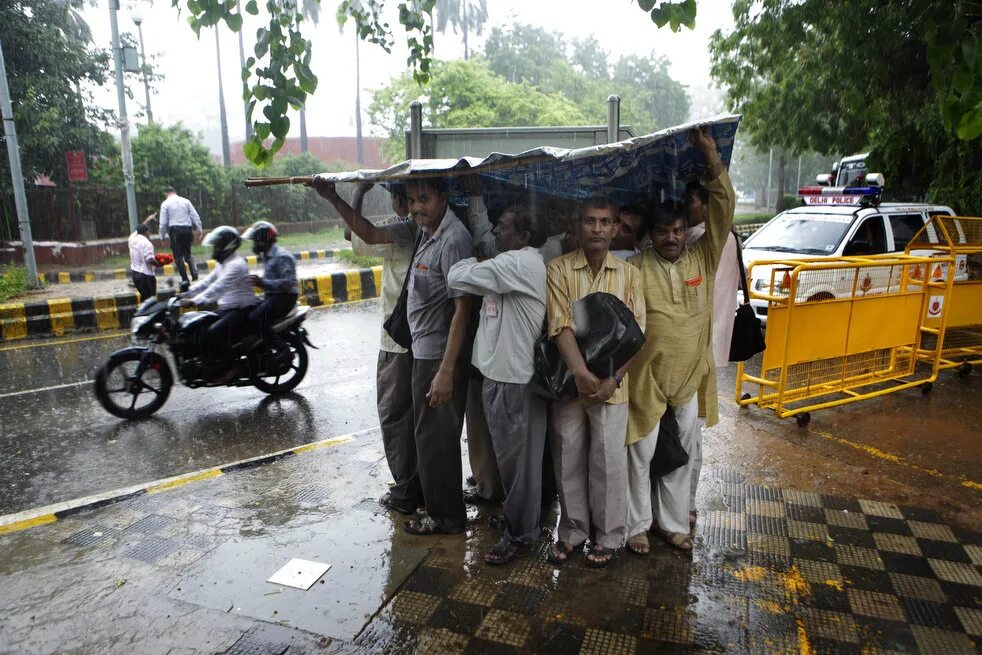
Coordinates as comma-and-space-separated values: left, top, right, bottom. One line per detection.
181, 226, 259, 383
244, 221, 299, 347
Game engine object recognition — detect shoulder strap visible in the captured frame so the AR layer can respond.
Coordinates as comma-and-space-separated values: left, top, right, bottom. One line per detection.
732, 229, 751, 304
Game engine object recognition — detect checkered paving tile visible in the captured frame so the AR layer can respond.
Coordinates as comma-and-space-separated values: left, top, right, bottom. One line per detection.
346, 470, 981, 654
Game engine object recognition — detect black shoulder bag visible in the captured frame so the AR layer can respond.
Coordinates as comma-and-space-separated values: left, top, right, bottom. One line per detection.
383, 230, 423, 349
728, 230, 767, 362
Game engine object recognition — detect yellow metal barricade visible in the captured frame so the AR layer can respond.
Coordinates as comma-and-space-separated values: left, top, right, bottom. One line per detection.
735, 253, 951, 426
906, 215, 982, 375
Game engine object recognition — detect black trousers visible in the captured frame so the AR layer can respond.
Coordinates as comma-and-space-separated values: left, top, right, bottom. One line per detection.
377, 350, 418, 510
204, 307, 250, 369
130, 270, 156, 301
248, 293, 297, 342
168, 226, 197, 283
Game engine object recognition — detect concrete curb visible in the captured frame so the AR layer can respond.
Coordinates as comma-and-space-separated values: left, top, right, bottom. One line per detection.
0, 265, 383, 342
39, 248, 352, 284
0, 430, 368, 537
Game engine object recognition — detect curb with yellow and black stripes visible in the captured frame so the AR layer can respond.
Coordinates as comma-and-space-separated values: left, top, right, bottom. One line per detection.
0, 265, 383, 342
38, 248, 349, 284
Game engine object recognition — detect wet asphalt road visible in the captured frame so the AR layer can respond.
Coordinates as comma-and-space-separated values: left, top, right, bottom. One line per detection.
1, 300, 979, 531
0, 301, 382, 515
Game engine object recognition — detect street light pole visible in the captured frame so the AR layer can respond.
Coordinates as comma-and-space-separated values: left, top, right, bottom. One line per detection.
0, 39, 39, 286
132, 12, 153, 124
108, 0, 138, 233
215, 28, 231, 168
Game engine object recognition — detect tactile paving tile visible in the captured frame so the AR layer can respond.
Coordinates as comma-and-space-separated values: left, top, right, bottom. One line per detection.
473, 608, 531, 648
746, 514, 788, 537
748, 532, 791, 557
858, 500, 904, 520
579, 628, 638, 655
909, 625, 977, 655
120, 535, 179, 564
872, 532, 923, 556
794, 559, 844, 586
715, 468, 745, 483
847, 589, 907, 622
700, 511, 747, 550
507, 560, 556, 588
788, 520, 829, 542
747, 499, 786, 518
963, 544, 982, 566
824, 509, 869, 531
835, 544, 885, 570
927, 559, 982, 586
782, 489, 823, 507
616, 576, 649, 606
888, 572, 947, 602
293, 485, 333, 506
952, 606, 982, 637
393, 591, 443, 626
414, 627, 468, 655
641, 607, 695, 644
449, 579, 498, 607
798, 607, 860, 643
745, 484, 782, 502
492, 582, 549, 614
908, 520, 959, 543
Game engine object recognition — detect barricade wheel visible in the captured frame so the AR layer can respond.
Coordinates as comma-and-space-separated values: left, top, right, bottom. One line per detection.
741, 393, 752, 401
796, 413, 811, 428
958, 363, 972, 378
921, 382, 933, 395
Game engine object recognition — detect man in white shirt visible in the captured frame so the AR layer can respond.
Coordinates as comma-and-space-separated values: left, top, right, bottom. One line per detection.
448, 205, 547, 565
159, 186, 203, 290
182, 226, 258, 382
128, 222, 160, 300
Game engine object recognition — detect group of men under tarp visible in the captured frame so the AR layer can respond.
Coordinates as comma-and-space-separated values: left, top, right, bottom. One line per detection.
310, 127, 741, 567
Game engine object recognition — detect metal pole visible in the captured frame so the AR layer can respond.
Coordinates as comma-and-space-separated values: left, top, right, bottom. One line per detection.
0, 40, 39, 286
300, 108, 308, 153
109, 0, 138, 234
355, 32, 364, 165
409, 100, 423, 159
766, 147, 774, 210
134, 20, 153, 123
215, 28, 231, 168
796, 155, 802, 190
235, 0, 252, 141
606, 94, 620, 144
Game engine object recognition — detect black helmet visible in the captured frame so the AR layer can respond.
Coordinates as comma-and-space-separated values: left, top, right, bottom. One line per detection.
203, 226, 241, 263
243, 220, 278, 256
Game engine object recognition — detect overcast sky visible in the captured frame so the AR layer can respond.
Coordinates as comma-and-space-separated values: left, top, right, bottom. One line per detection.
79, 0, 736, 155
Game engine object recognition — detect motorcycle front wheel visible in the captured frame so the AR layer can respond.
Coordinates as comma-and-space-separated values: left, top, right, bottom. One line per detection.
252, 333, 308, 395
94, 351, 173, 419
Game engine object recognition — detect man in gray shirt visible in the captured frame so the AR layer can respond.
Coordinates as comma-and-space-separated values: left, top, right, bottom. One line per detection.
448, 205, 547, 565
159, 186, 203, 290
311, 176, 473, 535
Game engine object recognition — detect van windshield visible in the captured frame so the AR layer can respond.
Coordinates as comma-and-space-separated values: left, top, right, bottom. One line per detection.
744, 213, 853, 255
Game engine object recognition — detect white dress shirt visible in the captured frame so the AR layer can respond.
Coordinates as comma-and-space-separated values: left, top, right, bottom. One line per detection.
128, 232, 155, 276
188, 255, 258, 309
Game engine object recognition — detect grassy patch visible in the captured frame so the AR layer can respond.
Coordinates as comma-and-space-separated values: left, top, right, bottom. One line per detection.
336, 249, 383, 269
0, 265, 30, 302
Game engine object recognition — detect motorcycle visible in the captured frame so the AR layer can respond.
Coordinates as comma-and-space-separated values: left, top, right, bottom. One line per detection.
94, 295, 314, 419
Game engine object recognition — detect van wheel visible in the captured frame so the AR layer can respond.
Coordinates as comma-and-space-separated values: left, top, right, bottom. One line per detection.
958, 363, 971, 378
807, 292, 835, 302
921, 382, 933, 395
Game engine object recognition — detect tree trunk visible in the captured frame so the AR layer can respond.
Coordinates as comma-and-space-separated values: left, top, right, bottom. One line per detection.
775, 152, 787, 212
462, 1, 468, 60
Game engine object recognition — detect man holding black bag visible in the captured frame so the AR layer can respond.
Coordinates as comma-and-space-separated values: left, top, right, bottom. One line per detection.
545, 198, 645, 568
625, 127, 735, 554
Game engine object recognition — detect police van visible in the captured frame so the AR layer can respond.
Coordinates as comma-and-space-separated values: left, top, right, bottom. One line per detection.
741, 177, 954, 325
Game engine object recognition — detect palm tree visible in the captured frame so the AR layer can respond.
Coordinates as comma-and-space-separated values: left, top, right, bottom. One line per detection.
433, 0, 488, 60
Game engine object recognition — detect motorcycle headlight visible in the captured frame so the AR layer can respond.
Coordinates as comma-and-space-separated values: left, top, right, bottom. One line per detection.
131, 314, 153, 335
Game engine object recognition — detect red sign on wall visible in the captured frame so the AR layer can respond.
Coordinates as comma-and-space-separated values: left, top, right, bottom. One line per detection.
66, 150, 88, 182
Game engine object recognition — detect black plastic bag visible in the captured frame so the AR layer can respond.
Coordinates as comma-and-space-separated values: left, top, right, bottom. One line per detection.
651, 406, 689, 476
728, 230, 766, 362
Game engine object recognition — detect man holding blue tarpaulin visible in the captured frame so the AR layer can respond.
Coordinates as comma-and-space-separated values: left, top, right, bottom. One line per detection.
625, 127, 735, 554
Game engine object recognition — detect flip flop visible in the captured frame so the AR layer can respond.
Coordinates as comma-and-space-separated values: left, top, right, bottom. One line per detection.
403, 516, 463, 536
585, 545, 616, 568
379, 492, 415, 515
657, 528, 693, 552
627, 532, 650, 555
547, 540, 577, 566
485, 537, 526, 566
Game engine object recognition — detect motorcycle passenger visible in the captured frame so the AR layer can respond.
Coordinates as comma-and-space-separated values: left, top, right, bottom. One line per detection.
244, 221, 299, 346
182, 226, 258, 382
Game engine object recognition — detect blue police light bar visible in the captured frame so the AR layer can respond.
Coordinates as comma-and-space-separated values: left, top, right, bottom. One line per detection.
798, 186, 881, 196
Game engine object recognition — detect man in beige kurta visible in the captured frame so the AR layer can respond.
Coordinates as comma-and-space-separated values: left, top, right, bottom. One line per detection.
625, 128, 735, 552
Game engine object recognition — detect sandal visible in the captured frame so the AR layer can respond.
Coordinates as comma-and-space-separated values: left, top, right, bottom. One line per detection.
627, 533, 650, 555
547, 540, 577, 566
403, 516, 463, 536
379, 492, 415, 516
485, 536, 526, 566
585, 545, 616, 568
657, 529, 694, 552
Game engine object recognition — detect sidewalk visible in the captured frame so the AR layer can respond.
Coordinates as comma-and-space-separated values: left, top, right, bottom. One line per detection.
1, 428, 978, 654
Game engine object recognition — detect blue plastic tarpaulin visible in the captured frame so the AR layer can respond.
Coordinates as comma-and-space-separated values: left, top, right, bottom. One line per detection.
315, 114, 741, 209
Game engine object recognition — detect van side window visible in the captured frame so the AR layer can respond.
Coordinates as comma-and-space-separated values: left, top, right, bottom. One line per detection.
845, 216, 888, 255
890, 214, 926, 251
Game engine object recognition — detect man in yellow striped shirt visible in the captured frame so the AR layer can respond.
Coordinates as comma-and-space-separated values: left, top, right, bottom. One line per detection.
545, 198, 646, 568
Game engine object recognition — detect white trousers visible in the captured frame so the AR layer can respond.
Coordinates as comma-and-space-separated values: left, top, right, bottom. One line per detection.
627, 395, 700, 536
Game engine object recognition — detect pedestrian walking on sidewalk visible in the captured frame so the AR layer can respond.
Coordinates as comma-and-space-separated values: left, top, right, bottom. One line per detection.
159, 186, 202, 291
129, 222, 161, 301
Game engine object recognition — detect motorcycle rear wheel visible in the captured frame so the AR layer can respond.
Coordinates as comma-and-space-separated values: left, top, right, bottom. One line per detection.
94, 351, 173, 419
252, 333, 308, 395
